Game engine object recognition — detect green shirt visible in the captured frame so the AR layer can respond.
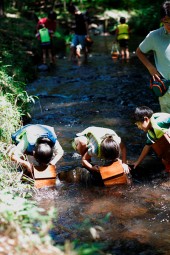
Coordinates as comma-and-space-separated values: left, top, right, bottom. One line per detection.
146, 112, 170, 145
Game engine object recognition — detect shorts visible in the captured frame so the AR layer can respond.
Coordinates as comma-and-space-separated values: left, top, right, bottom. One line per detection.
118, 39, 129, 48
71, 34, 86, 49
41, 42, 52, 50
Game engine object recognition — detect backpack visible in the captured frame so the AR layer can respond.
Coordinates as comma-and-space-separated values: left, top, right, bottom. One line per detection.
150, 77, 170, 97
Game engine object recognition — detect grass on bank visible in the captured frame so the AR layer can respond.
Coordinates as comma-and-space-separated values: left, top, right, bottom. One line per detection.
0, 14, 76, 254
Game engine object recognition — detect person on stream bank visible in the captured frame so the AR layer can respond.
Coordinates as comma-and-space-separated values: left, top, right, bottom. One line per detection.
7, 124, 64, 176
136, 1, 170, 113
72, 126, 130, 186
133, 106, 170, 173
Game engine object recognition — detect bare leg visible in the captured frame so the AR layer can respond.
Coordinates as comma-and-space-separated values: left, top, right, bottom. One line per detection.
69, 46, 76, 61
125, 48, 130, 59
42, 49, 46, 64
120, 48, 125, 59
48, 49, 53, 64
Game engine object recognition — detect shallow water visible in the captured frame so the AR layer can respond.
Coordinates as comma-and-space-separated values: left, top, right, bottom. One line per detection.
27, 35, 170, 254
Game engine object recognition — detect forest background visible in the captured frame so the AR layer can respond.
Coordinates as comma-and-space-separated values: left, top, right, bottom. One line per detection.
0, 0, 165, 254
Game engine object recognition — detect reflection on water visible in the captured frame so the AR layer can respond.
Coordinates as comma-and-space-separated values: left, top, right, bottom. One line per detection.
28, 35, 170, 254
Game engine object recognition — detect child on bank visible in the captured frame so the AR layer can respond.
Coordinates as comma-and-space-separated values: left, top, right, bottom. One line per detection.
72, 126, 130, 186
35, 24, 54, 65
133, 106, 170, 172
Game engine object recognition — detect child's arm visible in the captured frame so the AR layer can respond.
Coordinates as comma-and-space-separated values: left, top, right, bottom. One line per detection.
9, 140, 33, 172
50, 141, 64, 165
133, 144, 151, 169
82, 152, 99, 171
136, 47, 161, 81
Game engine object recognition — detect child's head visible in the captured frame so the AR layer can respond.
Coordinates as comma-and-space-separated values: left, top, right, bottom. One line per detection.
72, 136, 88, 155
120, 17, 126, 24
34, 137, 54, 165
160, 1, 170, 32
100, 135, 120, 161
134, 106, 153, 132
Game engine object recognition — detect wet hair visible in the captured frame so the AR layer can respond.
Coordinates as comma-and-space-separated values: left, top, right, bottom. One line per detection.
48, 11, 57, 20
133, 106, 154, 123
100, 135, 120, 161
160, 1, 170, 18
34, 137, 54, 164
120, 17, 126, 23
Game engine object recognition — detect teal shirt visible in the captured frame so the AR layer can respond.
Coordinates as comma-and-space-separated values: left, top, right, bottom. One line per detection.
139, 27, 170, 80
146, 112, 170, 145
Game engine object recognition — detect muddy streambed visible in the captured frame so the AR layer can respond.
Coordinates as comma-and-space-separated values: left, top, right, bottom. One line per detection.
27, 36, 170, 254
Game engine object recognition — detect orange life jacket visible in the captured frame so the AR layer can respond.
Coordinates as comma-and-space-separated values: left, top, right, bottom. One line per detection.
99, 160, 129, 186
32, 164, 56, 188
151, 133, 170, 162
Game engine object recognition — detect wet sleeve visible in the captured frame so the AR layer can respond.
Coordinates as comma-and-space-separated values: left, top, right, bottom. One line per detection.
53, 140, 64, 156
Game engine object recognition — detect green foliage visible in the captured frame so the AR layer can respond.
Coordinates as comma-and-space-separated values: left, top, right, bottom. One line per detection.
74, 242, 104, 255
0, 96, 21, 143
0, 16, 37, 82
129, 6, 160, 35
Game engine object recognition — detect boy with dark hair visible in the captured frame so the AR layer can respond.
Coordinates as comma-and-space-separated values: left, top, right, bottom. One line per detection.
136, 1, 170, 113
133, 106, 170, 172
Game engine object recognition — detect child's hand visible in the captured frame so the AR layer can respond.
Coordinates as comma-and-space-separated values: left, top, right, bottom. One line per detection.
23, 161, 33, 173
132, 161, 139, 169
122, 163, 130, 174
92, 165, 100, 172
166, 128, 170, 136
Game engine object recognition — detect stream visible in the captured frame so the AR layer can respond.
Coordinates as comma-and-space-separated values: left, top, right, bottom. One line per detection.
27, 35, 170, 255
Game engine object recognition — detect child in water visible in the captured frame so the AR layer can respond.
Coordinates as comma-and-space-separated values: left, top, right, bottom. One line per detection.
72, 126, 130, 186
36, 24, 54, 65
8, 124, 64, 175
133, 106, 170, 172
115, 16, 130, 60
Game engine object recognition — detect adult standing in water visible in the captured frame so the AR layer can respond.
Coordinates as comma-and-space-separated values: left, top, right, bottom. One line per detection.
136, 1, 170, 113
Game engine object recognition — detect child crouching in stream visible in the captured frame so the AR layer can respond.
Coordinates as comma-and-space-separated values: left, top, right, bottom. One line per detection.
133, 106, 170, 173
72, 126, 131, 186
7, 124, 64, 188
